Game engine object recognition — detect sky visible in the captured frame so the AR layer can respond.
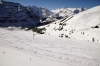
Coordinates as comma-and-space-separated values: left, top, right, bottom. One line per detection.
3, 0, 100, 10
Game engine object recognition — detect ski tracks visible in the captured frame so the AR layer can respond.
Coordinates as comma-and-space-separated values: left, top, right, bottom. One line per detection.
0, 28, 100, 66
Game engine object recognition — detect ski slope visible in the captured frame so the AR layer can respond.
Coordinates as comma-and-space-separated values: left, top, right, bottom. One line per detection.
67, 5, 100, 28
36, 5, 100, 43
0, 27, 100, 66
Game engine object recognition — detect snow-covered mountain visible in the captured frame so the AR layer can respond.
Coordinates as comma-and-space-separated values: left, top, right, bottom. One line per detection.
0, 1, 100, 66
1, 1, 99, 43
67, 6, 100, 28
39, 7, 53, 18
36, 5, 100, 43
0, 1, 87, 28
0, 1, 66, 27
0, 1, 42, 28
51, 7, 86, 17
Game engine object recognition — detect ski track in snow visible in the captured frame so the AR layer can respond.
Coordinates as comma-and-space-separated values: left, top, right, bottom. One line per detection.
0, 28, 100, 66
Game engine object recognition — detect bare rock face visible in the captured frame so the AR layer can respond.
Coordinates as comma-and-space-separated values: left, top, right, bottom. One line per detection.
0, 1, 41, 28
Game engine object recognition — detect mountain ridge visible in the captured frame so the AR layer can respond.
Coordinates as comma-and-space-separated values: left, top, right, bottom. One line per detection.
0, 1, 86, 28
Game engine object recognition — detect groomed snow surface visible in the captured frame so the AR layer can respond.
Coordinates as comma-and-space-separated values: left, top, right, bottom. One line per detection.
0, 27, 100, 66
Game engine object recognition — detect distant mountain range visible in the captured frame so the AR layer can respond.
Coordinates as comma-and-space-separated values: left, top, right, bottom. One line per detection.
51, 7, 86, 17
0, 1, 86, 28
0, 1, 100, 43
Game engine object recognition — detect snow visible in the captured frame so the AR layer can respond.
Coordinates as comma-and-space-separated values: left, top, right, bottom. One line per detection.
0, 46, 67, 66
0, 1, 87, 28
51, 7, 86, 17
0, 1, 100, 66
0, 27, 100, 66
64, 5, 100, 42
37, 5, 100, 43
67, 5, 100, 28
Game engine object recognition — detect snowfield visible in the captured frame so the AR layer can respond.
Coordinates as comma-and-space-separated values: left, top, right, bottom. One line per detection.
0, 27, 100, 66
0, 1, 100, 66
37, 5, 100, 43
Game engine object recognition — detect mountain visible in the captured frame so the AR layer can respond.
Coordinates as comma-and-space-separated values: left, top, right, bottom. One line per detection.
0, 1, 86, 28
66, 6, 100, 29
28, 6, 54, 18
39, 7, 53, 18
0, 1, 100, 66
0, 1, 41, 28
51, 7, 86, 17
0, 1, 61, 28
39, 7, 86, 23
36, 5, 100, 43
64, 5, 100, 42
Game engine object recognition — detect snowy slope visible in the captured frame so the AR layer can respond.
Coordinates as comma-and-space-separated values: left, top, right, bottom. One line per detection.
0, 46, 67, 66
0, 27, 100, 66
64, 5, 100, 42
36, 5, 100, 43
67, 5, 100, 28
